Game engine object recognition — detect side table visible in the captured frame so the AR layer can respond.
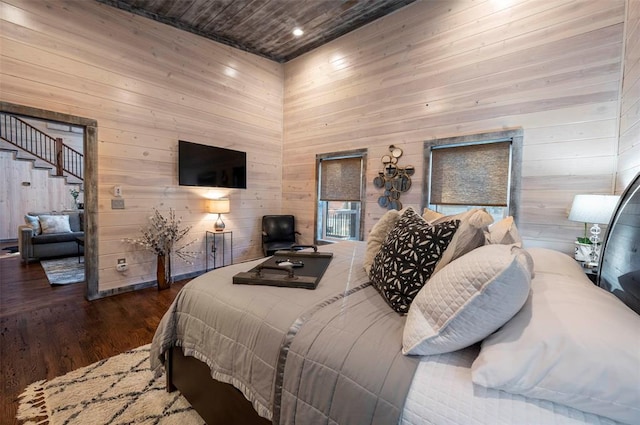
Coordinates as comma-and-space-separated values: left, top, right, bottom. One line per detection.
577, 261, 598, 284
206, 230, 233, 271
76, 236, 84, 264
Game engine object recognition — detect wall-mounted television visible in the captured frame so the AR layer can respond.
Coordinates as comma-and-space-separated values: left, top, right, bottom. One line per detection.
178, 140, 247, 189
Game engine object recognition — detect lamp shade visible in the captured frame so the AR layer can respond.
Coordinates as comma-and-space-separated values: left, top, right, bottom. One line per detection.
208, 198, 230, 214
568, 194, 619, 225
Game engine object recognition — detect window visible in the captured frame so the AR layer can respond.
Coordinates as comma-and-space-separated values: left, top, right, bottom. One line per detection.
423, 129, 523, 223
316, 150, 367, 242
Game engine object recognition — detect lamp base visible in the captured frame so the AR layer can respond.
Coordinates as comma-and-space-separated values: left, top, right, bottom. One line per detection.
588, 223, 602, 266
214, 214, 225, 232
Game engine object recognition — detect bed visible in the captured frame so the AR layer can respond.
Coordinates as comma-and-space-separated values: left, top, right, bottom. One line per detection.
151, 173, 640, 425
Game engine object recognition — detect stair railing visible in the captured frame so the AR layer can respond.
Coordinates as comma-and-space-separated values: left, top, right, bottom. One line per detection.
0, 113, 83, 180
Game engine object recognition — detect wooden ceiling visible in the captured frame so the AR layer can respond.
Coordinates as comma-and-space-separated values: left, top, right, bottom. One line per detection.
96, 0, 417, 63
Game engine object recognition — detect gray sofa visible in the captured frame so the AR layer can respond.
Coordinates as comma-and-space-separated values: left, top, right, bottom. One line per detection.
19, 210, 84, 262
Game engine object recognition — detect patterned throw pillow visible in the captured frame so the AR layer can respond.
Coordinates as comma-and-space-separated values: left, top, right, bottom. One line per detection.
39, 215, 72, 234
370, 208, 460, 314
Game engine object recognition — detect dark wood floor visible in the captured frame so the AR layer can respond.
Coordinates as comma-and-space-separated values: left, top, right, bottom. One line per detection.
0, 244, 189, 425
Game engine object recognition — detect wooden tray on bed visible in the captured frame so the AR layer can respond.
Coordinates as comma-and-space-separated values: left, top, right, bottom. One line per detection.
233, 246, 333, 289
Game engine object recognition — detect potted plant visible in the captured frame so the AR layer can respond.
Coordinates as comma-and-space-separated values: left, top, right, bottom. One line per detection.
125, 208, 197, 289
574, 223, 594, 263
69, 188, 80, 209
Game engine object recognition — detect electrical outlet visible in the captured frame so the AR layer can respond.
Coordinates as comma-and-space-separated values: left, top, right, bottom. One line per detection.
116, 258, 128, 272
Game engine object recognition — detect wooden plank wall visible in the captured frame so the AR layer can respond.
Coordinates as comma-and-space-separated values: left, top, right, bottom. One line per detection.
0, 150, 75, 240
0, 0, 283, 291
618, 0, 640, 191
283, 0, 626, 254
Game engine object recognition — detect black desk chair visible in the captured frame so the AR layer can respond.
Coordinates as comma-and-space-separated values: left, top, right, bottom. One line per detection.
262, 215, 301, 256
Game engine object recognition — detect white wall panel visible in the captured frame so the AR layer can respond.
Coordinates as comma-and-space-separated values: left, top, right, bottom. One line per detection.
284, 0, 625, 253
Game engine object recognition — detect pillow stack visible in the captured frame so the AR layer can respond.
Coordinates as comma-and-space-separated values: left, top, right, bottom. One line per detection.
24, 213, 76, 235
366, 207, 493, 314
369, 208, 460, 314
403, 244, 533, 355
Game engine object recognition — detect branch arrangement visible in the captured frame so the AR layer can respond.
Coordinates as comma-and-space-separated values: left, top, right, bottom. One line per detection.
124, 208, 198, 264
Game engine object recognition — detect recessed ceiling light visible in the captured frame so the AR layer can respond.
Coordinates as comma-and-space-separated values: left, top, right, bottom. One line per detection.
292, 27, 304, 37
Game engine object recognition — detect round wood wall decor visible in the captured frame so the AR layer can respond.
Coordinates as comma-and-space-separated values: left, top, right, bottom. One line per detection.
375, 145, 413, 210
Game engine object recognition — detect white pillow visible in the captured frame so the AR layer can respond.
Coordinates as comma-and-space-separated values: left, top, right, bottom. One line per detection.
403, 244, 532, 355
472, 248, 640, 425
39, 215, 72, 234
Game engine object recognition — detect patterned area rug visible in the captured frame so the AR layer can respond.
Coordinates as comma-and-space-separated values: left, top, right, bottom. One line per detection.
17, 345, 205, 425
40, 257, 85, 285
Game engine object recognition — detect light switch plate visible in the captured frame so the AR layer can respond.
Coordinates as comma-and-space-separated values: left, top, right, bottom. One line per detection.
111, 199, 125, 209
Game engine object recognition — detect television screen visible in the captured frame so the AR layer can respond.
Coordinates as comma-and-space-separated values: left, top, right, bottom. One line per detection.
178, 140, 247, 189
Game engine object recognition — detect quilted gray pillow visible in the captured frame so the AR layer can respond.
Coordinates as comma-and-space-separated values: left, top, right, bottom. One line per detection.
370, 208, 460, 314
403, 244, 533, 355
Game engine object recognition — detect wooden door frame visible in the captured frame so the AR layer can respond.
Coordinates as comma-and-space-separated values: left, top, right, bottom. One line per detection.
1, 101, 99, 300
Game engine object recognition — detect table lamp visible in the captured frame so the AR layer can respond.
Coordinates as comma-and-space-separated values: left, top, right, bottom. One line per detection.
568, 194, 619, 266
208, 198, 230, 231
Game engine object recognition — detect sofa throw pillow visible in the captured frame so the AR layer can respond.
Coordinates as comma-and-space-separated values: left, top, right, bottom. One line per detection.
370, 207, 460, 314
403, 244, 533, 355
485, 216, 522, 246
472, 247, 640, 425
431, 209, 494, 275
24, 214, 41, 235
39, 215, 72, 234
363, 209, 402, 275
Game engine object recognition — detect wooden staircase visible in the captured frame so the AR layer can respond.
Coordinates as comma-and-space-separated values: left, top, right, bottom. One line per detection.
0, 113, 83, 186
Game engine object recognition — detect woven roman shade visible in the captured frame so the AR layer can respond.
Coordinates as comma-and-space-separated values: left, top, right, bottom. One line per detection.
320, 157, 362, 201
430, 141, 511, 206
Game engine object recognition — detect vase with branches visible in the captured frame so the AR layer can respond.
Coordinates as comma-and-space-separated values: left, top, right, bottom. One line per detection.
124, 208, 197, 289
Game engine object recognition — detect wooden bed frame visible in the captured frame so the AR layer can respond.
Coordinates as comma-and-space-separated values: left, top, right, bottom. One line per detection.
166, 346, 270, 424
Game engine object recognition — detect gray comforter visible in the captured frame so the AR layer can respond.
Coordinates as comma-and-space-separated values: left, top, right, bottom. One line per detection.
151, 241, 419, 424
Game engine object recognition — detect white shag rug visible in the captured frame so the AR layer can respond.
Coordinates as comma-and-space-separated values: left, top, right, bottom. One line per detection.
17, 345, 205, 425
40, 257, 85, 285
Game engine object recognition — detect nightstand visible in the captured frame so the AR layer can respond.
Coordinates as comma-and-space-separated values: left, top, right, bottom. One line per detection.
205, 230, 233, 271
577, 261, 598, 284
